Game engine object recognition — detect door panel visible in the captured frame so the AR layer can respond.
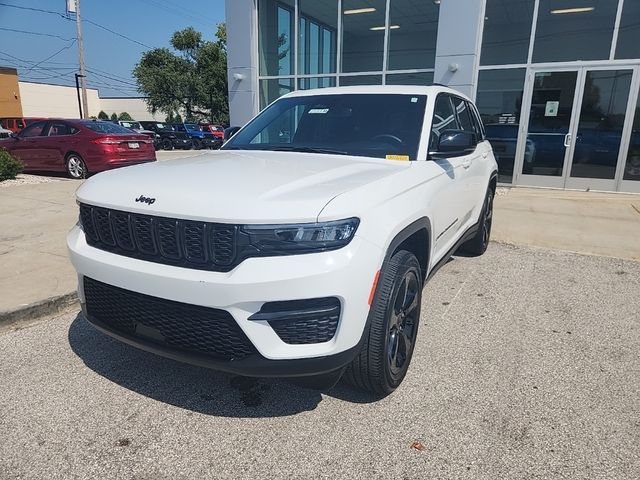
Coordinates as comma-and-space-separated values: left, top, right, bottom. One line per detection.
566, 69, 633, 188
522, 71, 578, 179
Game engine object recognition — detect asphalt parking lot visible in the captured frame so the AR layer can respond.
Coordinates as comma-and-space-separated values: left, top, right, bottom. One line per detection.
1, 243, 638, 480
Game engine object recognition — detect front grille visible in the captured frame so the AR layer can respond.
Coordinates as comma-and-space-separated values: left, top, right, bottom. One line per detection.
79, 203, 237, 271
83, 277, 257, 360
259, 298, 341, 344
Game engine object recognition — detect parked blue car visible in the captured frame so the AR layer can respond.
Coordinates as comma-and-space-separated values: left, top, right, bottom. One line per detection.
172, 123, 222, 150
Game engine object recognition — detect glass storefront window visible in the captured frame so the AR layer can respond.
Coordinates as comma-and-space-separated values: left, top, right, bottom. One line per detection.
298, 1, 338, 75
532, 0, 618, 63
339, 75, 382, 86
386, 72, 434, 86
615, 1, 640, 60
623, 88, 640, 182
387, 0, 439, 70
258, 0, 295, 76
475, 69, 526, 183
298, 77, 336, 89
259, 78, 294, 110
341, 0, 386, 73
570, 70, 633, 180
480, 0, 534, 66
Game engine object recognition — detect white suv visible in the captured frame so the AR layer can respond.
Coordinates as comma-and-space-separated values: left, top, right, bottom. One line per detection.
68, 86, 498, 394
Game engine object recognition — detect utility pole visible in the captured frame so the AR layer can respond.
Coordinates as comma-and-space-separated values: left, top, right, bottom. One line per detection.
74, 73, 85, 118
74, 0, 88, 118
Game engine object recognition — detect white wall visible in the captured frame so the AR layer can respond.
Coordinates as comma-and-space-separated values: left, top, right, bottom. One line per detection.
18, 82, 162, 121
19, 82, 101, 118
99, 97, 161, 121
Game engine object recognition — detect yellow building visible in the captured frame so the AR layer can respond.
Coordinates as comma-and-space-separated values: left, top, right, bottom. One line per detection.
0, 67, 23, 118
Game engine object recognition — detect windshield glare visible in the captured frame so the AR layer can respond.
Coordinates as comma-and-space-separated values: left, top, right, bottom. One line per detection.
222, 94, 427, 160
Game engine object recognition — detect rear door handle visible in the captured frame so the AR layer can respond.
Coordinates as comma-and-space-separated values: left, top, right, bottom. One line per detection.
563, 133, 571, 147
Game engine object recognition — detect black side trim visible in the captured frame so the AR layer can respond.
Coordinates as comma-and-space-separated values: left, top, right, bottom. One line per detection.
427, 221, 479, 282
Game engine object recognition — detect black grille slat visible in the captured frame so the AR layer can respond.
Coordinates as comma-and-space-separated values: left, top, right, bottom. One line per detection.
79, 203, 239, 271
211, 226, 236, 265
111, 211, 135, 251
83, 277, 257, 360
157, 218, 181, 260
93, 208, 116, 246
132, 215, 157, 255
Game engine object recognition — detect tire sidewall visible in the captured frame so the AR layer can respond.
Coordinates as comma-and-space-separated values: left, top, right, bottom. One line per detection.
66, 154, 86, 179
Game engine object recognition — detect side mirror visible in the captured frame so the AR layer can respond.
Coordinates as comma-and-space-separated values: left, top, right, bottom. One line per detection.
430, 130, 476, 158
10, 133, 19, 140
224, 126, 241, 141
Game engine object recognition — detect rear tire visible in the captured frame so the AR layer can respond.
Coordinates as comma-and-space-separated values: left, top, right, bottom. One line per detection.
344, 250, 422, 395
161, 138, 173, 150
459, 187, 494, 256
192, 139, 202, 150
65, 153, 87, 179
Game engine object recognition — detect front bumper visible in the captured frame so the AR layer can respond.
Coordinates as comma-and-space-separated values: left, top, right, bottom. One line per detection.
172, 138, 193, 148
67, 226, 382, 376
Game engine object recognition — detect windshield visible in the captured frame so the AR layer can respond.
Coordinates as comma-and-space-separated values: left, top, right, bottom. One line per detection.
222, 94, 427, 160
82, 121, 137, 134
120, 121, 141, 130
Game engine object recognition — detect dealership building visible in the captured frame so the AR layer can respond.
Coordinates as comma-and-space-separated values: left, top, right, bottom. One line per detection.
225, 0, 640, 192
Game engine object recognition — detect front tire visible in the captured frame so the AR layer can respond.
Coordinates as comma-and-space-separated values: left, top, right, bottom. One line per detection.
192, 139, 202, 150
344, 250, 422, 395
65, 153, 87, 179
161, 139, 173, 150
459, 187, 494, 256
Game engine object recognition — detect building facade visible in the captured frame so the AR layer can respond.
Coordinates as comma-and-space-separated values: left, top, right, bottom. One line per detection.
0, 67, 23, 118
226, 0, 640, 193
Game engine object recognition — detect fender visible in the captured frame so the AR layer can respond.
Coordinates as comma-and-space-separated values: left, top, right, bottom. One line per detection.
379, 217, 432, 282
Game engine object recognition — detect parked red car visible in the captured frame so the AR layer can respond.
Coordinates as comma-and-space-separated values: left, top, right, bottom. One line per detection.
0, 117, 46, 133
203, 124, 225, 140
0, 119, 156, 178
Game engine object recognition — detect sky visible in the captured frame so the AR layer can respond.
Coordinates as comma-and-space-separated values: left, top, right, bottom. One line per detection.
0, 0, 226, 97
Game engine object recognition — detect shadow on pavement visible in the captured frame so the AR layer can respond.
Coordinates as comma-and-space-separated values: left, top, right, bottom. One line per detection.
67, 313, 381, 418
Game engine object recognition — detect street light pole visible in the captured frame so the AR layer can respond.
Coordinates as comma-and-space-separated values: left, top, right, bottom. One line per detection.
74, 73, 85, 118
75, 0, 89, 118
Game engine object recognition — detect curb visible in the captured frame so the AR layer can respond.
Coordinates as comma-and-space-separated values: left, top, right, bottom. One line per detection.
0, 292, 78, 327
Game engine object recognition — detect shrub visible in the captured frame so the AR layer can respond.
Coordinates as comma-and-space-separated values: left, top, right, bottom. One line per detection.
0, 150, 23, 181
97, 110, 109, 120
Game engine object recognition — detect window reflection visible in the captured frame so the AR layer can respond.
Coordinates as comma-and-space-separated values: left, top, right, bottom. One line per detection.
259, 78, 294, 110
623, 87, 640, 182
387, 0, 439, 70
475, 69, 526, 183
339, 75, 382, 86
341, 0, 386, 73
615, 0, 640, 60
481, 0, 534, 66
533, 0, 618, 63
258, 0, 295, 76
386, 72, 434, 86
298, 1, 338, 75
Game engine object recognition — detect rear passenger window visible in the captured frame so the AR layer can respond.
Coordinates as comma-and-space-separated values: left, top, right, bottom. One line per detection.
469, 103, 486, 141
430, 95, 457, 150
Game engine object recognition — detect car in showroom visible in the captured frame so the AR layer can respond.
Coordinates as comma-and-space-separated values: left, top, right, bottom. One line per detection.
68, 86, 497, 394
0, 119, 156, 178
139, 121, 192, 150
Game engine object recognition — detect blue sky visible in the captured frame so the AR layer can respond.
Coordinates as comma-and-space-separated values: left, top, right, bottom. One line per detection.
0, 0, 226, 97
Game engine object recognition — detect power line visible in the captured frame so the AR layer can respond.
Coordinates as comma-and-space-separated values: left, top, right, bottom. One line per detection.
23, 40, 77, 74
0, 26, 74, 42
83, 18, 153, 49
0, 2, 69, 19
85, 68, 139, 87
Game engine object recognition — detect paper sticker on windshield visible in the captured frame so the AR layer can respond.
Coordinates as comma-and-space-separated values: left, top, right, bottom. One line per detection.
309, 108, 329, 114
386, 154, 410, 161
411, 97, 418, 103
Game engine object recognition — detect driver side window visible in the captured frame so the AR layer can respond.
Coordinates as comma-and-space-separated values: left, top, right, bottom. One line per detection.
19, 121, 46, 138
430, 95, 456, 151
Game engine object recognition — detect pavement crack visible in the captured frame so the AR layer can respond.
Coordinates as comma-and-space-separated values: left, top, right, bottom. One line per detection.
631, 203, 640, 216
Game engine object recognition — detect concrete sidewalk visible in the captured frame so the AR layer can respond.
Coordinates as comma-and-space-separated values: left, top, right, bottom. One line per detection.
1, 160, 639, 318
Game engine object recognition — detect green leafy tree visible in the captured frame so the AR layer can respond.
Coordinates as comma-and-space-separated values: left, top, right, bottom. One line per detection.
134, 25, 228, 124
110, 113, 118, 122
165, 112, 175, 123
174, 113, 183, 123
97, 110, 109, 120
118, 112, 133, 121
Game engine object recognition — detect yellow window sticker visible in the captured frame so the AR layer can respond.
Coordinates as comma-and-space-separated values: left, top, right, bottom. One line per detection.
385, 154, 410, 161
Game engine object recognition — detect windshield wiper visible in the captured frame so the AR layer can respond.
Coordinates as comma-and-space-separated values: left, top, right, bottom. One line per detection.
273, 146, 348, 155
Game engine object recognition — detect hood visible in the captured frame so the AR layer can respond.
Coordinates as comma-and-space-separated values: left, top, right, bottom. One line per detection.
76, 150, 408, 223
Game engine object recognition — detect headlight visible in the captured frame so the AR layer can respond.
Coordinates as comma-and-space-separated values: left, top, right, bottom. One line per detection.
242, 218, 359, 254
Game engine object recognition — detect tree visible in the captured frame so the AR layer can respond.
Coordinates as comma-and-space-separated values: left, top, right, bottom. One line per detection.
118, 112, 133, 121
134, 25, 228, 124
98, 110, 109, 120
110, 113, 118, 122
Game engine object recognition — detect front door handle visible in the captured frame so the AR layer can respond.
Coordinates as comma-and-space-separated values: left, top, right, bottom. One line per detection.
563, 133, 571, 148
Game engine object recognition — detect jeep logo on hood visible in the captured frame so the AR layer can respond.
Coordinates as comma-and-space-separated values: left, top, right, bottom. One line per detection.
135, 195, 156, 205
